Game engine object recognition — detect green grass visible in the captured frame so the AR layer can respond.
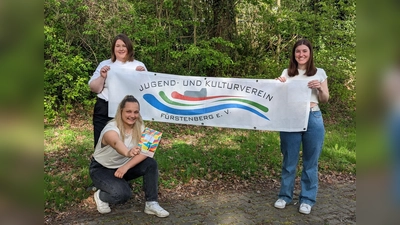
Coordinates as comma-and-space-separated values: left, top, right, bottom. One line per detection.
319, 124, 356, 174
44, 119, 356, 215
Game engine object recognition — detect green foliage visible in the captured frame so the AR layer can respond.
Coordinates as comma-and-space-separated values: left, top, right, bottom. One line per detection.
44, 0, 141, 122
44, 25, 93, 121
166, 38, 234, 76
44, 0, 355, 123
320, 124, 356, 173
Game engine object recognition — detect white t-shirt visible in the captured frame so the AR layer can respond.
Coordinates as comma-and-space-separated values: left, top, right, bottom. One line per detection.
88, 59, 147, 101
384, 66, 400, 112
93, 121, 145, 168
280, 68, 328, 104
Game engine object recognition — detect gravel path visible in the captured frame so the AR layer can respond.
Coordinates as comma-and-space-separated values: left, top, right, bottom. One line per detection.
47, 181, 356, 225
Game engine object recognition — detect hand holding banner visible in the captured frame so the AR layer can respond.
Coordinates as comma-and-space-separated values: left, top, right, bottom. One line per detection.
108, 68, 311, 132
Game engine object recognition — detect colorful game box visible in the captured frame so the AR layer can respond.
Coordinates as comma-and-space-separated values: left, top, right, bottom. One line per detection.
138, 127, 162, 157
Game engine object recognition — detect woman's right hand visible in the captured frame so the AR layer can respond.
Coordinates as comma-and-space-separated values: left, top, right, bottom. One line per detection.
100, 66, 110, 79
127, 146, 140, 157
135, 66, 146, 71
275, 77, 287, 82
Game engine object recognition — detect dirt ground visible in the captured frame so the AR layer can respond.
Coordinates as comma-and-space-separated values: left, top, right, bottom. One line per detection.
45, 176, 356, 225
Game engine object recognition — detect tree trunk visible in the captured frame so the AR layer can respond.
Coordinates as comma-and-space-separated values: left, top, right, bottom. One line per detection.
211, 0, 235, 42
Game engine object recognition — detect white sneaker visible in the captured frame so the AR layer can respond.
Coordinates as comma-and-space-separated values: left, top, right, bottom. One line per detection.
144, 201, 170, 217
94, 189, 111, 214
299, 203, 312, 214
274, 199, 286, 209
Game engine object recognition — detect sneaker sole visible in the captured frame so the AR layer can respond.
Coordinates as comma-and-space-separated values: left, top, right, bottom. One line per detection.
97, 208, 111, 214
94, 191, 111, 214
274, 204, 285, 209
144, 209, 169, 217
299, 209, 311, 214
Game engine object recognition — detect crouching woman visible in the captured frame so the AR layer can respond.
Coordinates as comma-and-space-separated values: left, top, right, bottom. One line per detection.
89, 95, 169, 217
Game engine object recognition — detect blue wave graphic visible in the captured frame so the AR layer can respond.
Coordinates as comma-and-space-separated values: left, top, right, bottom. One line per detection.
143, 94, 269, 120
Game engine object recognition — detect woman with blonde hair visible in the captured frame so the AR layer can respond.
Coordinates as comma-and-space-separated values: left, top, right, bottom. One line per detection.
89, 95, 169, 217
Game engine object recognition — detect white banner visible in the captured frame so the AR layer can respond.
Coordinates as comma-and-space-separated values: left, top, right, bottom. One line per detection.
108, 67, 311, 132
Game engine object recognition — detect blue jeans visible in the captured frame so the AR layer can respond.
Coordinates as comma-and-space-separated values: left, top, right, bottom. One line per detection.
278, 110, 325, 206
387, 111, 400, 204
89, 157, 159, 204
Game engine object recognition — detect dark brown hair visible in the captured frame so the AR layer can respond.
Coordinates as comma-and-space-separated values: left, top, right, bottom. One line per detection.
110, 34, 135, 62
287, 39, 317, 77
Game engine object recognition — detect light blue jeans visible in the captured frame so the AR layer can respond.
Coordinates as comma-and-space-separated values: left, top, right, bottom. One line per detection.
387, 110, 400, 204
278, 110, 325, 206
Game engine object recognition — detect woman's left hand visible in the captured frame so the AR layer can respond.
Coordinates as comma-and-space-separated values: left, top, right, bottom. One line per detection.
308, 80, 322, 91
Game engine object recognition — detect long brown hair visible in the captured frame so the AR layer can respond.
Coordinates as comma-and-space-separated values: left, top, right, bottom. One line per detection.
110, 34, 135, 62
113, 95, 143, 142
287, 39, 317, 77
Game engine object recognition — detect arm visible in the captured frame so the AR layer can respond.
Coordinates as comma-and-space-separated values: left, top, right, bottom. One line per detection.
89, 65, 110, 93
308, 79, 329, 103
115, 154, 148, 178
102, 130, 148, 178
276, 69, 288, 82
89, 76, 106, 93
135, 60, 148, 71
102, 130, 137, 157
317, 79, 329, 103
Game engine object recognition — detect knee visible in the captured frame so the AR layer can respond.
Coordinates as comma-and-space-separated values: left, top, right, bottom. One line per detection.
112, 190, 132, 204
146, 158, 158, 170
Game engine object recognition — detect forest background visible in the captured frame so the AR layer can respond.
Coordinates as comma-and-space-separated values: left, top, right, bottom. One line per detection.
44, 0, 356, 123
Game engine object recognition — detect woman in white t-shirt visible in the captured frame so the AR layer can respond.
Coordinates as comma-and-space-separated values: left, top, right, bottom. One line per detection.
88, 34, 148, 148
273, 39, 330, 215
89, 95, 169, 217
383, 62, 400, 205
